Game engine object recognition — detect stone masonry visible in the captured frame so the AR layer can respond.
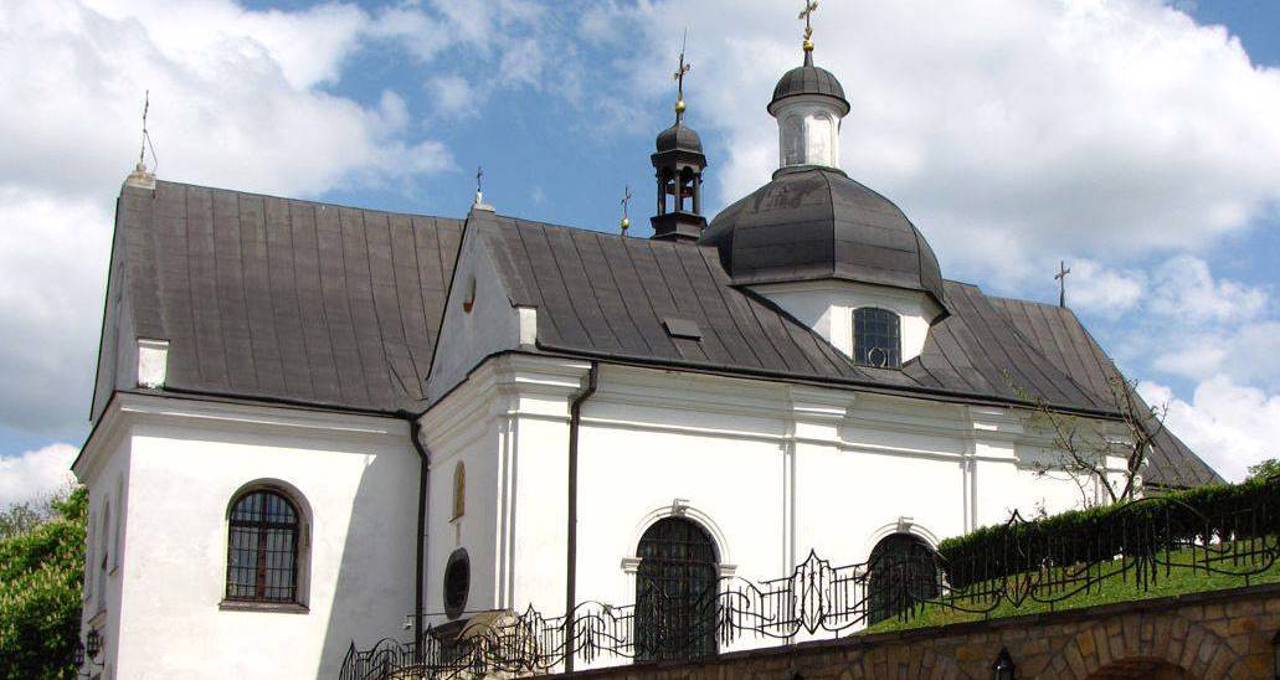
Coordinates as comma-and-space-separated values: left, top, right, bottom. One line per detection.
550, 583, 1280, 680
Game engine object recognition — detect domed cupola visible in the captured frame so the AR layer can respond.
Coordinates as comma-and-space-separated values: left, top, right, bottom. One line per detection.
700, 167, 946, 309
699, 3, 946, 367
655, 121, 703, 155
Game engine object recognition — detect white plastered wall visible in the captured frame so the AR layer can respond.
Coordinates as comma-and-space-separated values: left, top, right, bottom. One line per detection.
752, 279, 944, 363
75, 395, 419, 680
422, 357, 1121, 667
772, 94, 845, 169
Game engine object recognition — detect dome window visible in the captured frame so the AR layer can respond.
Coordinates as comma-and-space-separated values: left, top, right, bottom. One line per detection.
854, 308, 901, 369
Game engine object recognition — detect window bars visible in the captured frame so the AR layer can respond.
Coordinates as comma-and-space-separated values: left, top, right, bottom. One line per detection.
635, 518, 719, 661
226, 490, 300, 603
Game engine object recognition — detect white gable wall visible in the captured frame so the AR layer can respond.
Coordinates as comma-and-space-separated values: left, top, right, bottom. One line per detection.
426, 219, 525, 404
74, 394, 419, 680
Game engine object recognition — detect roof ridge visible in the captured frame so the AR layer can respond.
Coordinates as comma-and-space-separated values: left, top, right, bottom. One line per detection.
142, 179, 463, 223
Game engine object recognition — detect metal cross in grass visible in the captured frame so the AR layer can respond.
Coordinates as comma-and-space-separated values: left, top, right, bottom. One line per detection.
1055, 260, 1071, 308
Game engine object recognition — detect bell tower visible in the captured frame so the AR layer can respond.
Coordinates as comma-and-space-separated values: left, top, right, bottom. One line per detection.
650, 44, 707, 242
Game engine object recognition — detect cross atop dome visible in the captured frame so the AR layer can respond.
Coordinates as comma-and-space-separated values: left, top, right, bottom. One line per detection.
799, 0, 818, 57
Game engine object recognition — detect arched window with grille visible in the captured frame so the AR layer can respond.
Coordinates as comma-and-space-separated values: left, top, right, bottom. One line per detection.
634, 517, 719, 661
226, 488, 302, 604
452, 463, 465, 520
853, 307, 901, 368
866, 533, 939, 625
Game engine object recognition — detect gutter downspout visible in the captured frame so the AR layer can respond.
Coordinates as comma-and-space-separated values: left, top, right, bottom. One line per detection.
400, 411, 431, 663
564, 362, 598, 673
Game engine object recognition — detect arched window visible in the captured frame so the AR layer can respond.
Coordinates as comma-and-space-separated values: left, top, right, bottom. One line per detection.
866, 533, 939, 625
452, 463, 465, 520
806, 113, 833, 166
226, 489, 301, 603
635, 517, 718, 661
783, 115, 805, 166
853, 307, 902, 368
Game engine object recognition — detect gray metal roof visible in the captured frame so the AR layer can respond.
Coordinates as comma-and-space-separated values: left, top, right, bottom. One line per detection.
91, 180, 462, 420
463, 213, 1216, 486
701, 167, 947, 309
986, 296, 1221, 487
92, 180, 1217, 487
769, 52, 849, 114
656, 122, 703, 154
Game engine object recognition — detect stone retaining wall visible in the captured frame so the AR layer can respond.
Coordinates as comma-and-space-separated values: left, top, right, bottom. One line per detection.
551, 584, 1280, 680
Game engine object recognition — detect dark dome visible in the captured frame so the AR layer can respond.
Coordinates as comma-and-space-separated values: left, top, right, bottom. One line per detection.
769, 56, 850, 115
656, 122, 703, 154
700, 166, 946, 310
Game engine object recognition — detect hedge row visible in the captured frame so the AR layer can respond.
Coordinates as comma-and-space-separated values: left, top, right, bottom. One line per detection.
937, 476, 1280, 589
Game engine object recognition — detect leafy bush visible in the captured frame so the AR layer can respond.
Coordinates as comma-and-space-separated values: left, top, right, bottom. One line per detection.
938, 476, 1280, 589
0, 487, 86, 680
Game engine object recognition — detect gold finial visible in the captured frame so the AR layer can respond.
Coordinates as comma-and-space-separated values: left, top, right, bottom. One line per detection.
620, 185, 632, 235
799, 0, 818, 52
673, 28, 691, 121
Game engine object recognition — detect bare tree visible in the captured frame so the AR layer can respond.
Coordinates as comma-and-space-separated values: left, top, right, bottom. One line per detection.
1017, 375, 1169, 506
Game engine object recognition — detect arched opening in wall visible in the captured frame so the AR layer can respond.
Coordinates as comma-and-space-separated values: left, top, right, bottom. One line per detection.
1084, 659, 1197, 680
806, 113, 832, 166
866, 533, 940, 625
225, 484, 308, 605
634, 517, 719, 662
783, 115, 804, 166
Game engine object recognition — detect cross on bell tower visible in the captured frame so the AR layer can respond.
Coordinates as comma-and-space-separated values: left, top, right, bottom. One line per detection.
650, 35, 708, 243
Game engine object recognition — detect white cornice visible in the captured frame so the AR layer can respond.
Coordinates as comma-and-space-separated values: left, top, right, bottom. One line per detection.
75, 392, 409, 480
420, 354, 592, 444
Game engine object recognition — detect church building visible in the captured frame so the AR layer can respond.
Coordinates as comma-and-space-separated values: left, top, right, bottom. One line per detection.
72, 13, 1218, 680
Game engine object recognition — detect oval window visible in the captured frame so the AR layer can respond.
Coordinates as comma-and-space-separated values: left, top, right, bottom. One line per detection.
443, 548, 470, 619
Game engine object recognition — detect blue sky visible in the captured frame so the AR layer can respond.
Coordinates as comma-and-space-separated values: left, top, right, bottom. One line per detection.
1, 0, 1279, 502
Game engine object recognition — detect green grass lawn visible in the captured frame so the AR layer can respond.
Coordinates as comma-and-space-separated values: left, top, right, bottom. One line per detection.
862, 546, 1280, 634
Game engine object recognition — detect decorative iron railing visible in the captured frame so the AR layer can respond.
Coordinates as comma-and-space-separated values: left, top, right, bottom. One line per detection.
341, 486, 1280, 680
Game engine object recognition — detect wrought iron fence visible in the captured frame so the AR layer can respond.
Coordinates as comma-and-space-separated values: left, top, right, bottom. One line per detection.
340, 485, 1280, 680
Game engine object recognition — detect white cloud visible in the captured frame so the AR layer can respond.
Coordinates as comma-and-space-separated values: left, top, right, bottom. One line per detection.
1062, 259, 1145, 317
0, 443, 78, 509
0, 0, 454, 439
604, 0, 1280, 287
1150, 321, 1280, 391
427, 75, 483, 118
1147, 255, 1268, 323
1140, 378, 1280, 482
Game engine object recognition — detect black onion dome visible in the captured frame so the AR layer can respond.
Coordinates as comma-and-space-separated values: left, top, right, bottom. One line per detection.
768, 54, 850, 115
701, 166, 945, 312
656, 122, 703, 154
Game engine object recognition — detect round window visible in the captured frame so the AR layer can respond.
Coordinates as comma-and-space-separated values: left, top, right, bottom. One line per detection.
443, 548, 470, 619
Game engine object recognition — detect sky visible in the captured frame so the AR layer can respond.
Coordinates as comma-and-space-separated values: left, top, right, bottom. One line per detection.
1, 0, 1278, 505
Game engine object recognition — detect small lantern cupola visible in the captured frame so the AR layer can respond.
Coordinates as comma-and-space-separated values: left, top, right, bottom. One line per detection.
650, 43, 707, 243
768, 2, 850, 171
